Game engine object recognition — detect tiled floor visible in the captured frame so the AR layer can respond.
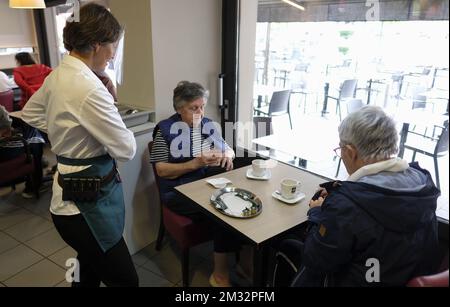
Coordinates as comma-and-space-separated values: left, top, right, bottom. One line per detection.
0, 181, 216, 287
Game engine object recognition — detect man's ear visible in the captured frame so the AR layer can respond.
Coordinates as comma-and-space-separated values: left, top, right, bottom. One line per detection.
346, 144, 358, 162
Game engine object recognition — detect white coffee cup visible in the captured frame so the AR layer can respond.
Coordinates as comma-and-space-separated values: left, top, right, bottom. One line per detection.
280, 179, 301, 199
252, 159, 267, 177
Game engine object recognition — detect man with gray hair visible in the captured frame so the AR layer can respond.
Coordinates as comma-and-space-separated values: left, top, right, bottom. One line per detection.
275, 106, 440, 286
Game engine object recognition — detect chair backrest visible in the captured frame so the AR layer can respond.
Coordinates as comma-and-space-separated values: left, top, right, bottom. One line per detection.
435, 122, 449, 156
268, 90, 292, 115
346, 98, 364, 114
0, 90, 14, 112
407, 269, 449, 287
339, 79, 357, 100
253, 116, 273, 139
148, 141, 162, 193
0, 136, 34, 186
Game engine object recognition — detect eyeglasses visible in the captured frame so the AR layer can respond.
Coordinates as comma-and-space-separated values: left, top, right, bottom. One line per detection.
333, 146, 344, 158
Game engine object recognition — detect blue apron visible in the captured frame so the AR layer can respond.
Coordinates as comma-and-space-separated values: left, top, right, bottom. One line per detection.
57, 155, 124, 252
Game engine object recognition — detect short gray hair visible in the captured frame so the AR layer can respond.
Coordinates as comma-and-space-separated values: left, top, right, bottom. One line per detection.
339, 106, 398, 161
0, 106, 12, 130
173, 81, 209, 111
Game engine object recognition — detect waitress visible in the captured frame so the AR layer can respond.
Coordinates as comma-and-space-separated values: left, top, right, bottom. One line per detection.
22, 3, 138, 287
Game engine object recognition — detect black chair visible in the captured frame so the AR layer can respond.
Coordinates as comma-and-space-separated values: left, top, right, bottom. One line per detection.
254, 89, 292, 129
253, 116, 273, 153
403, 121, 449, 190
325, 79, 357, 121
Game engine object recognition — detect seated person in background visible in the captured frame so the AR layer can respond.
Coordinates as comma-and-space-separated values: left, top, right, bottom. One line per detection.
150, 81, 239, 287
274, 106, 440, 287
0, 71, 16, 93
0, 106, 46, 198
13, 52, 52, 109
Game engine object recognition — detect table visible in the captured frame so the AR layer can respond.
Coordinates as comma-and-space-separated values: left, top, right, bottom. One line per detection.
175, 162, 327, 285
252, 130, 338, 167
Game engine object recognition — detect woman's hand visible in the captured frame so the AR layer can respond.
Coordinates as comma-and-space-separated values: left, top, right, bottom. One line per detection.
194, 152, 221, 168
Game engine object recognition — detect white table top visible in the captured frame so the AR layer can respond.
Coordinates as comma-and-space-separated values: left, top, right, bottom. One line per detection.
176, 162, 326, 245
252, 129, 338, 162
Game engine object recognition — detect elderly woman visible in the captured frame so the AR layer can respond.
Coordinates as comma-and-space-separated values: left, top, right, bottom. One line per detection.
22, 3, 137, 287
274, 106, 440, 286
150, 81, 238, 287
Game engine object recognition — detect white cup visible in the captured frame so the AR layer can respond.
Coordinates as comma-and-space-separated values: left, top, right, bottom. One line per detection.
252, 159, 267, 177
280, 179, 301, 199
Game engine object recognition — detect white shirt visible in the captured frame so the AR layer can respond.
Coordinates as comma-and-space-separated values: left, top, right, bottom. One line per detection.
0, 71, 16, 92
22, 55, 136, 216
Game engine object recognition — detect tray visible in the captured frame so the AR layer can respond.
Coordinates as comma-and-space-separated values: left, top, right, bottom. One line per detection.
210, 187, 262, 219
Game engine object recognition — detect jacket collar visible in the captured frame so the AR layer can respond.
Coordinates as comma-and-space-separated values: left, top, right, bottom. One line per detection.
347, 157, 409, 182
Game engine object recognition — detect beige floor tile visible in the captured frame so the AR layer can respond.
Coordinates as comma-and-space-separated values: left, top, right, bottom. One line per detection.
24, 228, 67, 257
189, 259, 213, 287
0, 244, 43, 282
48, 246, 77, 269
136, 267, 173, 287
132, 241, 161, 267
4, 215, 54, 242
0, 232, 21, 255
0, 207, 35, 231
4, 259, 66, 287
142, 243, 204, 284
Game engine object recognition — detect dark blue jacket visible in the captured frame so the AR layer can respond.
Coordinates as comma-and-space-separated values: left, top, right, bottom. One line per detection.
153, 114, 226, 202
303, 162, 440, 287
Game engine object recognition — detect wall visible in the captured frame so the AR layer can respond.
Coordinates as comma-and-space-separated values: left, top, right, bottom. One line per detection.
0, 1, 37, 69
109, 0, 155, 111
150, 0, 222, 122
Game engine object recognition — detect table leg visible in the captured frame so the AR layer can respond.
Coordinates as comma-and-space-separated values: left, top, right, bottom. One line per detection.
321, 83, 330, 117
398, 123, 409, 158
252, 244, 268, 287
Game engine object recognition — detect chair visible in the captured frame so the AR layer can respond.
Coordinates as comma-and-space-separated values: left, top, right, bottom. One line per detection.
0, 136, 39, 198
407, 270, 449, 287
0, 90, 14, 112
253, 116, 272, 153
254, 89, 292, 129
335, 99, 364, 178
325, 79, 358, 121
148, 141, 212, 287
403, 121, 449, 190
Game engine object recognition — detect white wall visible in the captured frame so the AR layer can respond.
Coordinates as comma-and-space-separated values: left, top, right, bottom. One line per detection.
150, 0, 222, 122
0, 0, 37, 69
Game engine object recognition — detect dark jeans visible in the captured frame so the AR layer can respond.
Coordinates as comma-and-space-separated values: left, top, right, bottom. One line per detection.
52, 213, 139, 287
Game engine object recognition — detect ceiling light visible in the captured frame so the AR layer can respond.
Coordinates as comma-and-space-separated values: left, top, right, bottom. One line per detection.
282, 0, 305, 11
9, 0, 46, 9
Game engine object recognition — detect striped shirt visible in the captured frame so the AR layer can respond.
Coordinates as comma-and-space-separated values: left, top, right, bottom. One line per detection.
150, 129, 227, 163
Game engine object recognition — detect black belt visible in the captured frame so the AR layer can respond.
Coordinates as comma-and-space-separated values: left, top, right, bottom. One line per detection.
57, 166, 118, 189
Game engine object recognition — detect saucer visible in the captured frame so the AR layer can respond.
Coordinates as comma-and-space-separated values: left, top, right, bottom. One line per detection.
246, 169, 271, 180
272, 190, 305, 204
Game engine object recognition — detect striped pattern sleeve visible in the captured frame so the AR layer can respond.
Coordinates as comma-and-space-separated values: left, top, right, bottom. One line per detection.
149, 129, 169, 163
